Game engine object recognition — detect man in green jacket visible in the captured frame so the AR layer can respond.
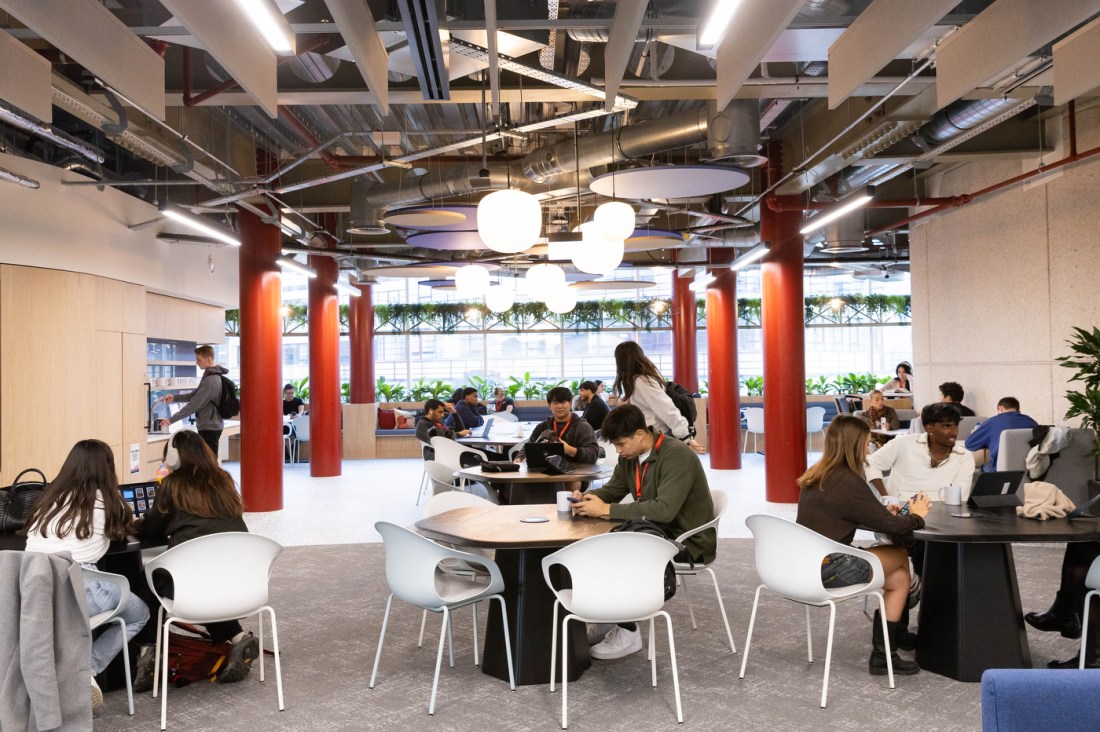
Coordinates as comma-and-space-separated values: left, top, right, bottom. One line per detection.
571, 404, 716, 659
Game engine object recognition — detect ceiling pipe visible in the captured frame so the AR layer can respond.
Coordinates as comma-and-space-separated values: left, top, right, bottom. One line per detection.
182, 37, 332, 108
0, 98, 105, 164
766, 197, 962, 211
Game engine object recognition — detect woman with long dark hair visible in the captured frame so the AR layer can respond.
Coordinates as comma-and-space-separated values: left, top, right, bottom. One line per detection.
884, 362, 914, 392
612, 340, 704, 453
795, 415, 928, 676
22, 440, 150, 709
137, 430, 254, 683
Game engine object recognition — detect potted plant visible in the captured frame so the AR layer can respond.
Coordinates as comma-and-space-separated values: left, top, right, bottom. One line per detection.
1057, 327, 1100, 463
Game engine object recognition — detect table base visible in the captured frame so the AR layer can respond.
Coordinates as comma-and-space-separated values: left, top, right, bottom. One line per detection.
917, 542, 1031, 681
482, 547, 591, 685
497, 481, 560, 505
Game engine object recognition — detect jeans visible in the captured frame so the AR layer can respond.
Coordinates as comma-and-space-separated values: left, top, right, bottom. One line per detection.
84, 577, 150, 675
821, 552, 872, 588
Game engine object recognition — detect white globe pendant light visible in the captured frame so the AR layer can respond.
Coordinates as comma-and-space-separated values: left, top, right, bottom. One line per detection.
526, 262, 566, 292
477, 189, 542, 253
594, 200, 635, 240
544, 284, 577, 313
454, 263, 490, 298
484, 283, 515, 312
574, 222, 625, 275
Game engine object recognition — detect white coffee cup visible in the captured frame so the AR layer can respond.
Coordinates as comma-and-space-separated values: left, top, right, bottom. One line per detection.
556, 491, 572, 512
941, 484, 963, 506
515, 425, 524, 438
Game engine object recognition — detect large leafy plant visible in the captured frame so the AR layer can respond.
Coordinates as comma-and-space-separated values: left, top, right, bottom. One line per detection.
1057, 326, 1100, 454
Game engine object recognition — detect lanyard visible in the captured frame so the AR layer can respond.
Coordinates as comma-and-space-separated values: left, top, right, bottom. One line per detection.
554, 417, 572, 440
633, 433, 665, 498
435, 421, 447, 430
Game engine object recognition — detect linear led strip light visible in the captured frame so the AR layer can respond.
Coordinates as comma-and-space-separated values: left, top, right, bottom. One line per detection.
276, 254, 318, 278
160, 204, 241, 246
730, 242, 770, 271
334, 278, 362, 297
233, 0, 295, 53
799, 187, 875, 236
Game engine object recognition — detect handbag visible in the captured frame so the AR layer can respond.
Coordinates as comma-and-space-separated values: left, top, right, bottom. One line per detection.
542, 454, 577, 475
481, 461, 520, 473
610, 518, 686, 600
0, 468, 49, 533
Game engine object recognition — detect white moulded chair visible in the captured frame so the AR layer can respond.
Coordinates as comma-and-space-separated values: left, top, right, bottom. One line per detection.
739, 514, 893, 709
806, 407, 826, 457
82, 567, 136, 717
673, 490, 736, 654
1078, 557, 1100, 668
145, 533, 284, 730
430, 436, 488, 489
292, 414, 310, 462
542, 532, 682, 729
425, 460, 461, 495
492, 410, 519, 422
370, 522, 515, 716
743, 408, 765, 453
507, 439, 528, 462
416, 442, 433, 505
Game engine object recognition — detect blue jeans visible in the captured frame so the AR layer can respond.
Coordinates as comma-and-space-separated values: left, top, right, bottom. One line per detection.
820, 552, 872, 588
84, 578, 150, 675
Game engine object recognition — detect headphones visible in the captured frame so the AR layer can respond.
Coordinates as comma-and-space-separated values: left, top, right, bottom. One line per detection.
164, 433, 182, 470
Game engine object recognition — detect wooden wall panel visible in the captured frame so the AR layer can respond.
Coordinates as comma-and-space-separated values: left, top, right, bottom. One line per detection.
122, 332, 148, 477
146, 293, 226, 344
93, 330, 123, 445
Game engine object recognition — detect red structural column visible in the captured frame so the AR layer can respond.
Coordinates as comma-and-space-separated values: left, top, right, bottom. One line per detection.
761, 193, 807, 502
308, 254, 343, 476
237, 209, 283, 511
706, 263, 741, 469
670, 272, 699, 393
348, 281, 376, 403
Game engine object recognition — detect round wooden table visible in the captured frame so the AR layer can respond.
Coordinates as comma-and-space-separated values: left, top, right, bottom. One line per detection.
415, 504, 614, 686
454, 463, 612, 505
913, 502, 1100, 681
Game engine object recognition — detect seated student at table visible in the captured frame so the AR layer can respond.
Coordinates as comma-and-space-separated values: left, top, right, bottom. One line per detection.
416, 399, 471, 444
514, 387, 599, 465
938, 381, 976, 417
491, 387, 514, 414
884, 362, 914, 392
866, 402, 975, 502
861, 389, 900, 447
964, 396, 1039, 472
577, 380, 609, 431
282, 383, 305, 419
22, 439, 150, 710
796, 416, 928, 676
449, 387, 484, 430
135, 430, 256, 684
571, 404, 715, 660
1024, 541, 1100, 669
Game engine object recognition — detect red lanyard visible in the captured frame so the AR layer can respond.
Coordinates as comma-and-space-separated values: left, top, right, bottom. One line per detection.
633, 434, 665, 498
435, 421, 447, 430
554, 417, 571, 440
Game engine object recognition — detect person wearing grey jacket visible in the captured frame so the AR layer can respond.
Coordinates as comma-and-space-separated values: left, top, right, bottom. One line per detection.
0, 551, 93, 732
161, 344, 228, 458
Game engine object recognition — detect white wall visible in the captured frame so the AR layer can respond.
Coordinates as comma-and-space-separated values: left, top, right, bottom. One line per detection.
0, 153, 238, 307
910, 100, 1100, 423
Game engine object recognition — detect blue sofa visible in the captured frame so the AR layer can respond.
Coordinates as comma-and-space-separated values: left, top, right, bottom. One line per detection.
981, 668, 1100, 731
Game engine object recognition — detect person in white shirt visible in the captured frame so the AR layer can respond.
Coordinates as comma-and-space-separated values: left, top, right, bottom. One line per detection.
866, 402, 975, 502
612, 341, 704, 454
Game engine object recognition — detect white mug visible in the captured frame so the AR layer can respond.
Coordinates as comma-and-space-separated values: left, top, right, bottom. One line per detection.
940, 484, 963, 506
556, 491, 572, 512
515, 425, 524, 438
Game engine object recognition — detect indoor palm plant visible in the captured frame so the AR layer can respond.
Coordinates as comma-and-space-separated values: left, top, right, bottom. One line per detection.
1057, 326, 1100, 458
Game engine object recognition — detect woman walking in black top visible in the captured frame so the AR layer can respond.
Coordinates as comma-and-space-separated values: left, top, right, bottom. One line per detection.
795, 415, 929, 676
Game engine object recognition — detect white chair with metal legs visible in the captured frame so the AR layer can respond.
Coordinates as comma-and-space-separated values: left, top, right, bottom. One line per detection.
370, 522, 514, 716
507, 439, 528, 461
542, 532, 682, 729
416, 442, 433, 504
739, 514, 893, 709
672, 490, 736, 654
743, 408, 765, 453
806, 407, 826, 457
1078, 556, 1100, 668
292, 414, 310, 462
145, 533, 284, 730
430, 436, 488, 489
492, 410, 518, 422
83, 568, 136, 717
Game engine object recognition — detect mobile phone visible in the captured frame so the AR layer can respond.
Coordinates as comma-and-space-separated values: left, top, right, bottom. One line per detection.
898, 500, 912, 516
567, 496, 580, 503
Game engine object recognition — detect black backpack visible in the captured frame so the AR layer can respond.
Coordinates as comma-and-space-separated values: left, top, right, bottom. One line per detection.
217, 375, 240, 419
664, 381, 698, 437
610, 518, 687, 600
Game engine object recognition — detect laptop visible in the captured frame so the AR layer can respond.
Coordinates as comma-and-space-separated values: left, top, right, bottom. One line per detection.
478, 417, 495, 439
967, 470, 1026, 508
119, 481, 159, 519
525, 441, 565, 471
1067, 491, 1100, 520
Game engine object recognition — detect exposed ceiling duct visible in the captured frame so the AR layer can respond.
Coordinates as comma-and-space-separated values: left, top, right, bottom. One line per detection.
912, 98, 1023, 151
396, 0, 450, 101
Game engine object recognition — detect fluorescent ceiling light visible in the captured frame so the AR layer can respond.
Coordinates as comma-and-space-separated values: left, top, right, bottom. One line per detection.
730, 242, 770, 271
160, 205, 241, 246
799, 187, 875, 235
334, 278, 362, 297
688, 272, 716, 293
234, 0, 295, 53
698, 0, 744, 50
276, 254, 317, 278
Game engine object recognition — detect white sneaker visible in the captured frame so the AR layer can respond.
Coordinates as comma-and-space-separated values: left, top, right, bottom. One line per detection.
90, 675, 104, 709
586, 623, 614, 645
590, 626, 642, 660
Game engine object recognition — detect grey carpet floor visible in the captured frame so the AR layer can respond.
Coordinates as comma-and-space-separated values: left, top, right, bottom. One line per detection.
94, 540, 1074, 731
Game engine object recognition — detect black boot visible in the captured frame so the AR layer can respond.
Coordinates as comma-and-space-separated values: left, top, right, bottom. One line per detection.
869, 611, 920, 676
1048, 613, 1100, 669
896, 605, 917, 651
1025, 591, 1082, 639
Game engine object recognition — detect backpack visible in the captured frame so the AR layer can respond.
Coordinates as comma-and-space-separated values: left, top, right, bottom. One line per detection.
664, 381, 697, 437
155, 632, 229, 688
610, 518, 687, 600
217, 375, 240, 419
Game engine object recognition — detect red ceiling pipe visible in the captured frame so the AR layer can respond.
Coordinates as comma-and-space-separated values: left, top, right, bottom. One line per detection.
348, 281, 376, 404
671, 272, 699, 394
183, 37, 331, 107
308, 252, 343, 476
706, 251, 741, 470
237, 207, 284, 512
279, 106, 343, 171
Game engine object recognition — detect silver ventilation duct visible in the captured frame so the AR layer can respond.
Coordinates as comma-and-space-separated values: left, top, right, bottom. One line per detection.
566, 1, 658, 43
347, 176, 387, 235
0, 99, 105, 164
912, 98, 1021, 150
815, 212, 867, 254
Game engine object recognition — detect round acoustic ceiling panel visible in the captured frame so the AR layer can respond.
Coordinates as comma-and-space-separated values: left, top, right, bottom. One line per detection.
571, 279, 657, 291
626, 228, 686, 251
406, 230, 486, 251
418, 278, 457, 290
358, 263, 496, 279
382, 205, 470, 229
590, 165, 750, 200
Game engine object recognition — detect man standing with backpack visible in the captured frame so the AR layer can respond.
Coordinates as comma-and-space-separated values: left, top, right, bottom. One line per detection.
161, 345, 234, 458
